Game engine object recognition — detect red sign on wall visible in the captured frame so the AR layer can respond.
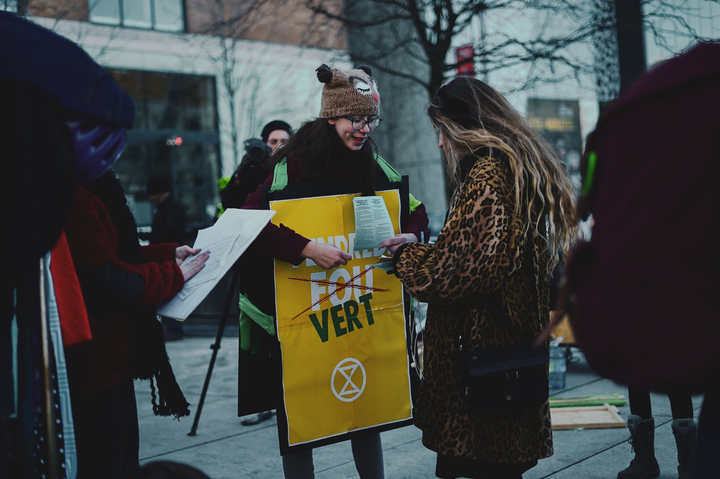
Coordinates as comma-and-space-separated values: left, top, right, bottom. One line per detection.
455, 45, 475, 77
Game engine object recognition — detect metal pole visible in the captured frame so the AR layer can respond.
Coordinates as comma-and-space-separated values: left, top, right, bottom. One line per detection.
188, 267, 241, 436
614, 0, 647, 91
39, 257, 60, 479
170, 141, 178, 200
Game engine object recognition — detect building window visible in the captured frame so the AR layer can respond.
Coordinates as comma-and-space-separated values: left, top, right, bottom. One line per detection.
109, 69, 220, 230
89, 0, 184, 32
1, 0, 18, 11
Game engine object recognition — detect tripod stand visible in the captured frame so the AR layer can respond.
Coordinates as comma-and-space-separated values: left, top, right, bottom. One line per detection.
187, 266, 240, 436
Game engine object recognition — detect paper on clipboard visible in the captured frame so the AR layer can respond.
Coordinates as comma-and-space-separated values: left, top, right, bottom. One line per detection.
157, 208, 275, 320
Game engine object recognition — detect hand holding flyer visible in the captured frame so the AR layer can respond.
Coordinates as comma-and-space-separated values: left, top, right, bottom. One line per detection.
352, 196, 395, 252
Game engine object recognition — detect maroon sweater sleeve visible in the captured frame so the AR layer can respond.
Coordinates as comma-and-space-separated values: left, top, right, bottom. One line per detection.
65, 187, 185, 306
141, 243, 179, 263
402, 203, 431, 242
241, 170, 311, 265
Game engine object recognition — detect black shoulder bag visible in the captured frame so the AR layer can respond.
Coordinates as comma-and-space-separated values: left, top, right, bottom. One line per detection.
460, 246, 549, 414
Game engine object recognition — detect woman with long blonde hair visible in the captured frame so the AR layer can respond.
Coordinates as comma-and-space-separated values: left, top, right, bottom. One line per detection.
392, 76, 577, 478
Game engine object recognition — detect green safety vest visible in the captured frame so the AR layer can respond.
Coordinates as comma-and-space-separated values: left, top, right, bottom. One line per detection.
239, 154, 422, 352
269, 154, 422, 213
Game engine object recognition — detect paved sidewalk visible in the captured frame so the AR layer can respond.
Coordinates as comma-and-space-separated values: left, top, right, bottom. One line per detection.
135, 337, 703, 478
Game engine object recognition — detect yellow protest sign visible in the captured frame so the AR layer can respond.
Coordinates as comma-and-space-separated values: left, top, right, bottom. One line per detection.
270, 190, 412, 449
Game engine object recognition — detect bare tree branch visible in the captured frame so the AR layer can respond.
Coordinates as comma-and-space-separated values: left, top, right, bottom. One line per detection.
306, 0, 412, 27
307, 0, 715, 100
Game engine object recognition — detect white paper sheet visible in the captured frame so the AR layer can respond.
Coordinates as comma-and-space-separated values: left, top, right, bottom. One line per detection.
352, 196, 395, 251
157, 208, 275, 320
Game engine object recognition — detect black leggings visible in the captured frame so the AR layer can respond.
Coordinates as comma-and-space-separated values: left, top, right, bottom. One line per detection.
628, 387, 694, 420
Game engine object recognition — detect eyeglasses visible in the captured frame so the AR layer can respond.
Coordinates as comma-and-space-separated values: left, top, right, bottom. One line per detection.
343, 116, 382, 131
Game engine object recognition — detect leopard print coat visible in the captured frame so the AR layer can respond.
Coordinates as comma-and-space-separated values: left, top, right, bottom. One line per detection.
396, 153, 553, 463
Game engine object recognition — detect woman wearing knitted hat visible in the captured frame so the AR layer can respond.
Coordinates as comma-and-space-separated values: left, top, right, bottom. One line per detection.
391, 76, 578, 478
240, 65, 430, 478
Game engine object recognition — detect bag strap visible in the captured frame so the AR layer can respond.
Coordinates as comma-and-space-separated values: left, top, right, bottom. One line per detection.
524, 238, 543, 336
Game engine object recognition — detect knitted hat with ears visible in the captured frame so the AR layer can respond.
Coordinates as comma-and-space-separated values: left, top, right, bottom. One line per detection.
316, 64, 380, 118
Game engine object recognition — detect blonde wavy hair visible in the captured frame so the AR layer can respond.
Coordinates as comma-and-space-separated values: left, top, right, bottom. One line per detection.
428, 77, 578, 271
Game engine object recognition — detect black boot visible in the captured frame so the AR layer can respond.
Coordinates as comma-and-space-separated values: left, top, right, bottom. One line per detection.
672, 418, 697, 479
617, 415, 660, 479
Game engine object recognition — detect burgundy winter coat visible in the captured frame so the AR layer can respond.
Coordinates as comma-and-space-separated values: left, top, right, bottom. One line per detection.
64, 186, 185, 392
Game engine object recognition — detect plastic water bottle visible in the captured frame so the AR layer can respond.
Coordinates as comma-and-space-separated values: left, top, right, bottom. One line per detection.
548, 340, 566, 390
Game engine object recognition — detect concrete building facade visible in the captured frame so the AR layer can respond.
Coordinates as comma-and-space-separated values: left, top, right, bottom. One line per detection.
4, 0, 350, 231
3, 0, 716, 235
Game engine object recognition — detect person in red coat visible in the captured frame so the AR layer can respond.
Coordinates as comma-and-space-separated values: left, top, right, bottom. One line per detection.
63, 171, 208, 479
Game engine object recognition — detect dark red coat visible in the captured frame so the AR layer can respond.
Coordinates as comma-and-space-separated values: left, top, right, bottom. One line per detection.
64, 186, 185, 392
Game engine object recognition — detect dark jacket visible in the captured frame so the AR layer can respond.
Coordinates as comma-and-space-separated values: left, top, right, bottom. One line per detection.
395, 153, 553, 463
142, 196, 186, 245
222, 138, 272, 210
1, 12, 134, 278
570, 41, 720, 391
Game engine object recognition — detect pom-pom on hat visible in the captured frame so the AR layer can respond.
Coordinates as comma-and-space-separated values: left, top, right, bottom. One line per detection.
316, 64, 380, 118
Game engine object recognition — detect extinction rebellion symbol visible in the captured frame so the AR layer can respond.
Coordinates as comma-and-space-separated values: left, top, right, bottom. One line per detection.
331, 358, 366, 402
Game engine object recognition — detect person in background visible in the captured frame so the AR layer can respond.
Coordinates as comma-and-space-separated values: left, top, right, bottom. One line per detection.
552, 42, 720, 479
262, 119, 293, 153
617, 389, 696, 479
140, 176, 187, 340
241, 64, 430, 478
222, 120, 293, 211
141, 176, 186, 245
390, 77, 577, 479
222, 120, 293, 426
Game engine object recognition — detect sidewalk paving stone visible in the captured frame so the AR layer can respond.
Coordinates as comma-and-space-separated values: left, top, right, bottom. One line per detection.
135, 337, 702, 479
